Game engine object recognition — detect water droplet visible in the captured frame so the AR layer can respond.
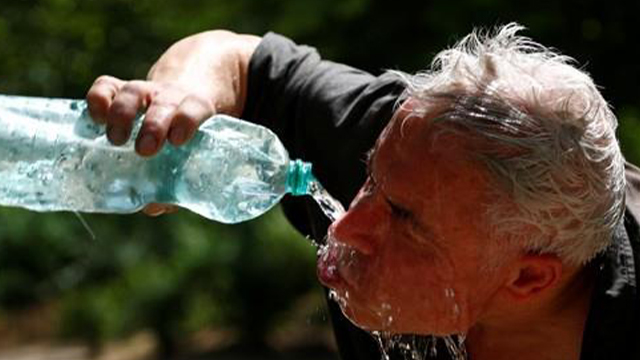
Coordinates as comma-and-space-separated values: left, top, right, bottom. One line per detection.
444, 288, 455, 298
363, 333, 468, 360
371, 331, 391, 360
430, 345, 439, 358
326, 265, 337, 277
316, 243, 327, 257
385, 316, 394, 326
452, 303, 461, 318
309, 236, 322, 249
328, 289, 348, 309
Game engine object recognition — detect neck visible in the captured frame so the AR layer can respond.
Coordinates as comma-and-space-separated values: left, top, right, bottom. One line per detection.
465, 264, 596, 360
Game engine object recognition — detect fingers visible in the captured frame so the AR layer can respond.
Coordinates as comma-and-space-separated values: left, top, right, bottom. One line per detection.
87, 77, 154, 146
106, 80, 154, 146
86, 77, 215, 156
86, 75, 125, 123
135, 102, 175, 156
168, 94, 215, 146
135, 92, 214, 156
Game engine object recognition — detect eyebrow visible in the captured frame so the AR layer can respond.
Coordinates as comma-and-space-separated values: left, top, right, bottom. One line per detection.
365, 146, 412, 217
364, 147, 436, 240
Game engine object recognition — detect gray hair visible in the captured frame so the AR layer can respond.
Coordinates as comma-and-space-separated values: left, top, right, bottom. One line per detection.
390, 23, 625, 265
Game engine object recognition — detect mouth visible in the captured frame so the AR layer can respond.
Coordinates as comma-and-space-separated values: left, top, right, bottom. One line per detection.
317, 240, 406, 332
318, 241, 400, 332
317, 239, 365, 291
317, 241, 344, 287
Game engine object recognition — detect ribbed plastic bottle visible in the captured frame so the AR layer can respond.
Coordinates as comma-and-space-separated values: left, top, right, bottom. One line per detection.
0, 94, 315, 223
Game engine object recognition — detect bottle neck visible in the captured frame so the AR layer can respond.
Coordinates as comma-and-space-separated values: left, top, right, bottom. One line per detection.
286, 159, 314, 196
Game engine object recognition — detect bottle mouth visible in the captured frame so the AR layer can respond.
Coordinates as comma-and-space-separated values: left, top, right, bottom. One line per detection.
286, 159, 313, 196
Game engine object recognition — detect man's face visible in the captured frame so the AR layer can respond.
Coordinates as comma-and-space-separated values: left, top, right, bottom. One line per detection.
318, 110, 509, 335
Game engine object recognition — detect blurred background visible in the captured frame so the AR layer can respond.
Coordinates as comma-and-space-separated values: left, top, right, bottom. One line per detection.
0, 0, 638, 359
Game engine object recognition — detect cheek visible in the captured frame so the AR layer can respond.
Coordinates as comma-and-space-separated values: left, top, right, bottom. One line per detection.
369, 248, 470, 334
385, 245, 453, 295
375, 240, 457, 304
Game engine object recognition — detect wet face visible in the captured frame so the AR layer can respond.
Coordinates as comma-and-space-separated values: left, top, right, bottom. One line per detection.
318, 110, 509, 336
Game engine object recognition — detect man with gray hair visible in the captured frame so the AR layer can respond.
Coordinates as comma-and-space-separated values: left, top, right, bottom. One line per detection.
87, 23, 639, 360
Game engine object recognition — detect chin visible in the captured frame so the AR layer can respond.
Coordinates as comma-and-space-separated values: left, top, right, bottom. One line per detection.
337, 297, 471, 336
339, 302, 394, 332
336, 296, 415, 334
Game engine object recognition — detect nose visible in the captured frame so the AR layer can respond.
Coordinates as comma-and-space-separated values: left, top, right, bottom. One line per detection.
328, 192, 382, 256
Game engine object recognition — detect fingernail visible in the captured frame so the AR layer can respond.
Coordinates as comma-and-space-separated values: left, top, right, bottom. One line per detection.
138, 134, 158, 154
108, 126, 128, 145
170, 126, 186, 144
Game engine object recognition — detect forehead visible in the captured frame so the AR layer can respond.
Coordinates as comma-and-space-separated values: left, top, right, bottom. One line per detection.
374, 112, 477, 168
372, 111, 492, 205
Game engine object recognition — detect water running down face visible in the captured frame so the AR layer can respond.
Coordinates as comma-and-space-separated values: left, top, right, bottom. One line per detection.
317, 109, 510, 336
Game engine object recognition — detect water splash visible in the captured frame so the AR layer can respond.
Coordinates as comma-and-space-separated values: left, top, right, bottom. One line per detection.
372, 331, 393, 360
443, 335, 468, 360
308, 179, 346, 222
370, 332, 468, 360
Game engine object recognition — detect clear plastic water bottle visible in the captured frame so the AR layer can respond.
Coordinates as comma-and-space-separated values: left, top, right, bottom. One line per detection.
0, 94, 317, 223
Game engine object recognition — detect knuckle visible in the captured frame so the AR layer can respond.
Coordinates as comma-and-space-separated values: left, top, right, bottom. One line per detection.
108, 101, 137, 125
94, 75, 115, 85
121, 80, 153, 107
147, 103, 177, 121
140, 121, 166, 138
185, 93, 207, 105
92, 76, 123, 92
85, 90, 104, 106
121, 81, 145, 95
186, 93, 214, 112
175, 100, 198, 119
174, 107, 200, 128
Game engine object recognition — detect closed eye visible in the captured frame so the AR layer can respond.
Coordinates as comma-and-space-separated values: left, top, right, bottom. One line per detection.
386, 198, 413, 220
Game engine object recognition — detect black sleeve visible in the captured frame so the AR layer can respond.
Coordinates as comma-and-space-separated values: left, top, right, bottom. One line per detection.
242, 32, 404, 206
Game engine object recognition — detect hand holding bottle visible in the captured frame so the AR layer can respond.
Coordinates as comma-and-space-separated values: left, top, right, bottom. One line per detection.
85, 30, 261, 215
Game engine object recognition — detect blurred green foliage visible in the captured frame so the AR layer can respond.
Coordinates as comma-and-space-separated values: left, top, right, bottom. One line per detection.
0, 207, 318, 356
0, 0, 639, 357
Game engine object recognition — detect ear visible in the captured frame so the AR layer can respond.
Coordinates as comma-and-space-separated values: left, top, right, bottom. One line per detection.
504, 254, 563, 300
